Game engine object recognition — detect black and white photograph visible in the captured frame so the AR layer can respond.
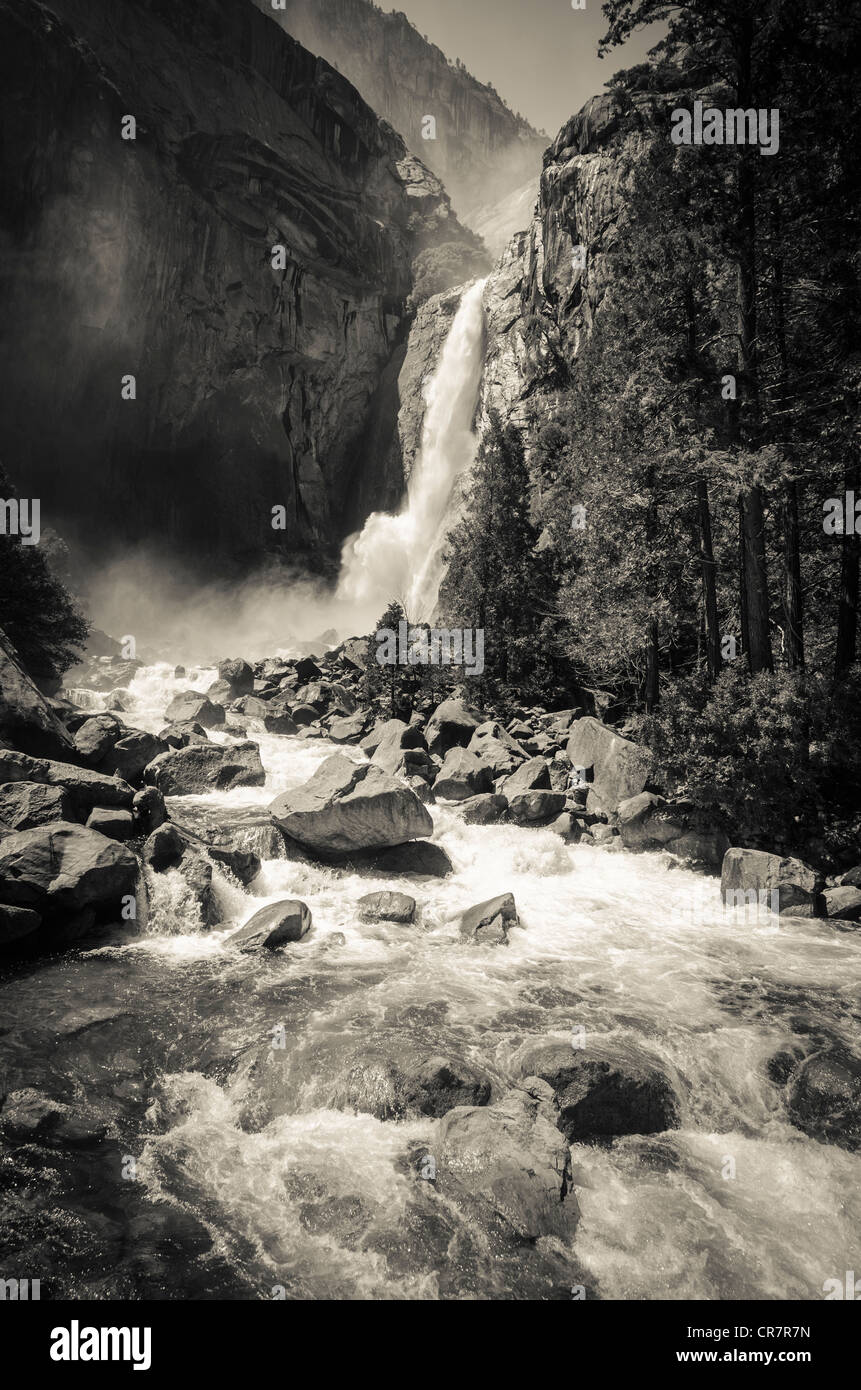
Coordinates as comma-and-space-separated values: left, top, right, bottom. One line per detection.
0, 0, 859, 1343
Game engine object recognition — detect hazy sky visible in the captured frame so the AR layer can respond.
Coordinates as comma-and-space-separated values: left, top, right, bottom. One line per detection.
390, 0, 663, 136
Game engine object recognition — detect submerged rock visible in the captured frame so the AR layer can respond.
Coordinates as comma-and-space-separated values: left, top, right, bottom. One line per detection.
269, 753, 432, 854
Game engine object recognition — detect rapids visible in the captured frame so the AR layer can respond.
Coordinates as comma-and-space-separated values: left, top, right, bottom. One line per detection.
1, 662, 859, 1300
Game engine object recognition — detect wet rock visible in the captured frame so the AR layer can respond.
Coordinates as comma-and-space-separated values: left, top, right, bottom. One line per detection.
460, 892, 519, 945
507, 790, 566, 825
0, 821, 138, 917
0, 626, 75, 759
0, 781, 73, 831
143, 741, 265, 795
0, 903, 41, 947
142, 823, 185, 870
721, 848, 823, 917
822, 885, 861, 922
0, 749, 134, 810
216, 659, 254, 697
106, 731, 169, 783
357, 890, 416, 923
132, 786, 167, 835
0, 1088, 108, 1147
518, 1042, 681, 1143
291, 703, 321, 726
433, 746, 494, 801
332, 1047, 491, 1120
85, 807, 134, 841
565, 717, 653, 813
269, 753, 432, 854
163, 692, 225, 729
467, 721, 528, 777
231, 899, 312, 951
364, 840, 452, 877
437, 1081, 578, 1240
783, 1048, 861, 1151
459, 792, 508, 824
424, 697, 482, 755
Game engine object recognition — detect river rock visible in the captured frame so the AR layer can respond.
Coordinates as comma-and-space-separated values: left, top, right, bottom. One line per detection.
432, 746, 494, 801
502, 756, 551, 795
335, 1050, 491, 1120
132, 786, 167, 835
357, 891, 416, 923
617, 792, 728, 868
244, 704, 298, 736
143, 742, 265, 795
507, 790, 567, 825
158, 721, 209, 748
0, 821, 138, 917
231, 899, 312, 951
783, 1048, 861, 1151
822, 885, 861, 922
364, 841, 452, 877
106, 731, 169, 783
0, 749, 134, 810
467, 721, 528, 777
217, 658, 254, 697
0, 626, 75, 759
269, 753, 432, 854
458, 792, 509, 824
436, 1081, 578, 1240
328, 710, 368, 743
164, 692, 225, 728
295, 658, 322, 684
721, 848, 823, 917
424, 697, 482, 755
565, 717, 653, 813
0, 1088, 108, 1147
0, 902, 42, 947
459, 892, 519, 945
518, 1042, 681, 1142
74, 714, 124, 765
85, 807, 134, 840
0, 781, 73, 830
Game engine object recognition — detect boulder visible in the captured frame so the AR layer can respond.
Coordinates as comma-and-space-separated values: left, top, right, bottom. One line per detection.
231, 899, 312, 951
459, 792, 508, 825
437, 1082, 578, 1240
143, 742, 265, 795
368, 719, 427, 775
433, 746, 494, 801
784, 1049, 861, 1151
565, 717, 653, 813
290, 703, 320, 726
338, 638, 368, 671
357, 890, 416, 923
364, 841, 452, 877
158, 721, 209, 748
334, 1050, 491, 1120
268, 753, 432, 854
132, 786, 167, 835
106, 730, 169, 782
467, 721, 528, 777
0, 902, 42, 947
459, 892, 519, 945
617, 792, 728, 868
295, 657, 323, 683
0, 781, 73, 830
721, 847, 823, 917
822, 885, 861, 922
0, 749, 133, 810
507, 790, 567, 825
502, 756, 551, 796
0, 626, 75, 759
518, 1042, 680, 1143
216, 658, 254, 696
244, 705, 298, 736
163, 692, 225, 728
0, 821, 138, 917
73, 714, 124, 765
424, 698, 482, 755
85, 807, 134, 840
328, 710, 368, 743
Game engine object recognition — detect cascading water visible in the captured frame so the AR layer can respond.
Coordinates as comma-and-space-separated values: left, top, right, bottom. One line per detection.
335, 277, 488, 629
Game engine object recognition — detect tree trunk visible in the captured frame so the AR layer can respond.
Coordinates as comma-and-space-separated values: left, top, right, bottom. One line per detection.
697, 479, 721, 680
781, 481, 804, 669
835, 459, 860, 678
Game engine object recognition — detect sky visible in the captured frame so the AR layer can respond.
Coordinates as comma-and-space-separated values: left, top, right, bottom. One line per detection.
389, 0, 665, 136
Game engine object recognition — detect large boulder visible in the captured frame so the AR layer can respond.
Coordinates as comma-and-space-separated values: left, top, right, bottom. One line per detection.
822, 885, 861, 923
565, 717, 652, 813
163, 692, 225, 728
783, 1049, 861, 1151
0, 821, 138, 917
424, 698, 482, 756
721, 847, 823, 917
363, 841, 452, 877
502, 756, 551, 796
0, 749, 133, 811
437, 1082, 578, 1240
617, 792, 728, 868
268, 753, 432, 854
106, 730, 168, 782
73, 714, 124, 765
333, 1049, 491, 1120
0, 627, 75, 759
507, 790, 567, 825
467, 721, 528, 778
0, 902, 42, 947
85, 807, 134, 840
518, 1042, 681, 1142
357, 890, 416, 923
459, 892, 519, 945
143, 742, 265, 795
433, 747, 494, 801
459, 792, 508, 824
216, 658, 254, 697
231, 899, 312, 952
328, 710, 368, 743
0, 781, 73, 830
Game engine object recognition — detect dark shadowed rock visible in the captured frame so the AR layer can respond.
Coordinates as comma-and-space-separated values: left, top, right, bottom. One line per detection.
85, 807, 134, 840
0, 749, 133, 810
0, 902, 42, 947
459, 792, 508, 824
0, 821, 138, 916
357, 890, 416, 923
0, 1088, 108, 1147
232, 899, 312, 951
459, 892, 519, 945
518, 1042, 681, 1142
217, 658, 254, 696
783, 1049, 861, 1151
365, 841, 452, 877
822, 885, 861, 922
132, 786, 167, 835
295, 658, 323, 684
269, 753, 432, 853
107, 731, 169, 782
0, 626, 75, 759
143, 742, 265, 795
507, 790, 566, 825
74, 714, 124, 765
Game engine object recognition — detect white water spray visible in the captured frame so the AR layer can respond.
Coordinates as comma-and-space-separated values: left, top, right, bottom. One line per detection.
335, 277, 488, 628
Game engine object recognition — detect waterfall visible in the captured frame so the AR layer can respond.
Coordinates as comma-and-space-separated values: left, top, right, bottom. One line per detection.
335, 276, 488, 628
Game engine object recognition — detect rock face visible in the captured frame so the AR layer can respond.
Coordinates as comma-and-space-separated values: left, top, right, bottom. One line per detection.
437, 1082, 578, 1240
262, 0, 546, 244
269, 753, 433, 853
143, 742, 265, 795
0, 781, 73, 831
565, 717, 653, 814
0, 821, 138, 918
0, 627, 74, 759
721, 848, 823, 917
0, 0, 481, 575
